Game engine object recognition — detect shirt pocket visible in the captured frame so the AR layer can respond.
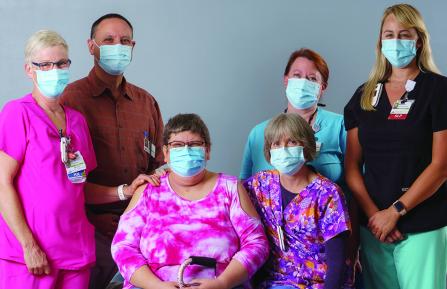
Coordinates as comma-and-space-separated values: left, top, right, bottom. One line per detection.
128, 128, 150, 174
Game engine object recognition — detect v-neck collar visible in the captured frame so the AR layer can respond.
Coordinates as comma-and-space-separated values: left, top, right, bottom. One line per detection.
382, 71, 424, 110
27, 93, 71, 137
270, 172, 320, 226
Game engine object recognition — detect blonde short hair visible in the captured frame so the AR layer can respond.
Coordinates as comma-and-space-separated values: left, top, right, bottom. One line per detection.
264, 113, 316, 162
25, 30, 68, 64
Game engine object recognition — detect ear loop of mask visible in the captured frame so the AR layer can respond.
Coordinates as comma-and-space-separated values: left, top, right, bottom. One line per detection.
91, 39, 134, 62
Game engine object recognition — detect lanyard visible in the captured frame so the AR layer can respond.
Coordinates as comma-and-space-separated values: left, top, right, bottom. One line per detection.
270, 181, 286, 251
308, 108, 318, 126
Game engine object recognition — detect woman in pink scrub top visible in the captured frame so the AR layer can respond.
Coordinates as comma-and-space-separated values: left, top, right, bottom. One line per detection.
0, 30, 97, 289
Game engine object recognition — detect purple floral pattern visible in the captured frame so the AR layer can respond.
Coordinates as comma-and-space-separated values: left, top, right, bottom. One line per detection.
245, 170, 350, 289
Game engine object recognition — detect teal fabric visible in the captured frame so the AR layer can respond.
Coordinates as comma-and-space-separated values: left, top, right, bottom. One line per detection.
240, 109, 346, 184
360, 226, 447, 289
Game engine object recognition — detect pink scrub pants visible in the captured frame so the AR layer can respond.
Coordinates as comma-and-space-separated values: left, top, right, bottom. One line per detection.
0, 259, 90, 289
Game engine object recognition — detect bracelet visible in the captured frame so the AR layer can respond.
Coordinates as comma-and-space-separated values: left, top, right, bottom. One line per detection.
117, 184, 128, 201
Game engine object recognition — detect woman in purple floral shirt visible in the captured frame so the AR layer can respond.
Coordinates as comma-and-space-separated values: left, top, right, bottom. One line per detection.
244, 113, 351, 289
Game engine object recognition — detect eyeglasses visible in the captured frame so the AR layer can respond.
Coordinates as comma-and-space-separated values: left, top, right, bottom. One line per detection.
32, 59, 72, 71
167, 141, 206, 148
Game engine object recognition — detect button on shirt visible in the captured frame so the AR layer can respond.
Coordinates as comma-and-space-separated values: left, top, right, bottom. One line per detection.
344, 72, 447, 233
61, 69, 164, 214
0, 94, 96, 269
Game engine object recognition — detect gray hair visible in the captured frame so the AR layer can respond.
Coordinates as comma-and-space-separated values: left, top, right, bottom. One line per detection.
264, 113, 316, 162
25, 30, 68, 64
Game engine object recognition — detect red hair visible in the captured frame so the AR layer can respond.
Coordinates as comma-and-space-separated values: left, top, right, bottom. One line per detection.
284, 48, 329, 88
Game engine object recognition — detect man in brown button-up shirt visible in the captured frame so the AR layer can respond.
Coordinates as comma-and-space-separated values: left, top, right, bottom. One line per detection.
61, 13, 164, 289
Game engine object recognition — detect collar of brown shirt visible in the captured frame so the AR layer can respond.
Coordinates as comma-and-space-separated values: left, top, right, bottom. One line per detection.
87, 68, 134, 101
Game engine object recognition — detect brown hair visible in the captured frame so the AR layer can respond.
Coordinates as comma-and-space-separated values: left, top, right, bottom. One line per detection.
284, 48, 329, 89
163, 113, 211, 146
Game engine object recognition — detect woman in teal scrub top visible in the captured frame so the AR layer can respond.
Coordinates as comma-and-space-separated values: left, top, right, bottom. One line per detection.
240, 48, 346, 185
240, 48, 357, 288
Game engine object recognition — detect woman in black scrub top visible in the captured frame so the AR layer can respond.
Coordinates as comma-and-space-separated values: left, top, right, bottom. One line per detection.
344, 4, 447, 289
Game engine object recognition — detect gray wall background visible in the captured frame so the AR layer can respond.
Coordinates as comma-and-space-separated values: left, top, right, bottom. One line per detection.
1, 0, 446, 175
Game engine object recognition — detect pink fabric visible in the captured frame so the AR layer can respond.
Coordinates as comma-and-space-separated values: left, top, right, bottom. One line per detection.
0, 94, 97, 269
0, 258, 90, 289
112, 173, 269, 289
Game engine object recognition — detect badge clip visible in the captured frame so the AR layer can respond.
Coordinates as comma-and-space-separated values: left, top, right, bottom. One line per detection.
60, 129, 71, 164
405, 79, 416, 93
401, 79, 416, 104
371, 83, 383, 108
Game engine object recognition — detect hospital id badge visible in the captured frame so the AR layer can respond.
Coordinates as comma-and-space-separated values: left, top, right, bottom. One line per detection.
315, 141, 322, 156
64, 151, 87, 183
144, 132, 156, 158
388, 99, 415, 120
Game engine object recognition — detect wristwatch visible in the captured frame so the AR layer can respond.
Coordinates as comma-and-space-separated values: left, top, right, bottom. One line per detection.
392, 200, 407, 216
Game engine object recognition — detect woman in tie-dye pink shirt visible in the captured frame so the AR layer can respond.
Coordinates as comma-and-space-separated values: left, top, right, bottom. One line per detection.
111, 114, 268, 289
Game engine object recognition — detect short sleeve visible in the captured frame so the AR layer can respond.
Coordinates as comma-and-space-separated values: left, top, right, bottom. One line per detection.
243, 172, 270, 217
317, 181, 351, 242
430, 75, 447, 132
0, 102, 29, 163
344, 86, 363, 131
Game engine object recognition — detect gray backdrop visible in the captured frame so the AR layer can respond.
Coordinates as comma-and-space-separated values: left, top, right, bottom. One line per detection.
1, 0, 446, 175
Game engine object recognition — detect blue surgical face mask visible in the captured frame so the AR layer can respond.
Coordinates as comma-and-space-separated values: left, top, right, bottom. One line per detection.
270, 146, 305, 175
381, 39, 417, 68
286, 78, 320, 109
169, 146, 206, 177
35, 69, 70, 99
94, 41, 132, 75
